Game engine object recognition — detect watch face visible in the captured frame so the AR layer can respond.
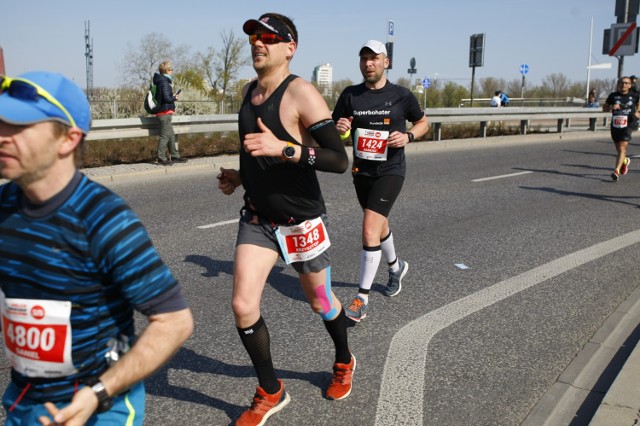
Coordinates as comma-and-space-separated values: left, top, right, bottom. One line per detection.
284, 146, 295, 158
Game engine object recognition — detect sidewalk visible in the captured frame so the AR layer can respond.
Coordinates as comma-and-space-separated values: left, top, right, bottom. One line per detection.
589, 287, 640, 426
590, 340, 640, 425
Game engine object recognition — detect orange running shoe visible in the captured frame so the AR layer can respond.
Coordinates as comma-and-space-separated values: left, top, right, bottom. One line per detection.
326, 353, 356, 400
235, 380, 290, 426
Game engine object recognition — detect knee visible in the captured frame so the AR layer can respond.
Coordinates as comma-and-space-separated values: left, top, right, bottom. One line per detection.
362, 227, 381, 245
231, 295, 259, 323
309, 298, 338, 321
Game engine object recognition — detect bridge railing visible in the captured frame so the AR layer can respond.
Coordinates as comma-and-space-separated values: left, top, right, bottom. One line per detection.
86, 108, 611, 142
424, 107, 610, 141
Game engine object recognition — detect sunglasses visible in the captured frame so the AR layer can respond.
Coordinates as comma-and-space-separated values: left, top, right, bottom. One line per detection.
0, 76, 77, 128
249, 33, 289, 45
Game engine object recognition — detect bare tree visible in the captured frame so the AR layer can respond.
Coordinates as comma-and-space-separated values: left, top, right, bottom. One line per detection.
198, 29, 251, 99
197, 46, 218, 94
119, 33, 191, 88
478, 77, 507, 98
541, 73, 570, 98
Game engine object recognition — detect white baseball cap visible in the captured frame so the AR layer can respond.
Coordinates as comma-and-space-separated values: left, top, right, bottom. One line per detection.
359, 40, 387, 56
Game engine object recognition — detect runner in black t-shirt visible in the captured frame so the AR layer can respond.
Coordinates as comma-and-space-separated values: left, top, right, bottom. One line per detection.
604, 77, 640, 181
332, 40, 429, 322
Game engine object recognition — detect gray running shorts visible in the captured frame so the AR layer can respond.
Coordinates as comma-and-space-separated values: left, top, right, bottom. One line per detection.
235, 210, 331, 274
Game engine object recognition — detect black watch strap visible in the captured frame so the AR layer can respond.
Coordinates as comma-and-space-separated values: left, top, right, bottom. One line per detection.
406, 132, 415, 142
87, 379, 114, 413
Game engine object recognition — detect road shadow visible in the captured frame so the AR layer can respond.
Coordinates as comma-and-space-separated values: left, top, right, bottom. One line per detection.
183, 254, 357, 303
519, 186, 640, 208
512, 166, 608, 181
146, 346, 332, 423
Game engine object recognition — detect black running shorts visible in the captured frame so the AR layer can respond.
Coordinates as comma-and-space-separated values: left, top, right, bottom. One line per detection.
353, 174, 404, 217
611, 127, 633, 143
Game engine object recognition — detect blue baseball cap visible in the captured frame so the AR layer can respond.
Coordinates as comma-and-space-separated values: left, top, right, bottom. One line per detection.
0, 71, 91, 134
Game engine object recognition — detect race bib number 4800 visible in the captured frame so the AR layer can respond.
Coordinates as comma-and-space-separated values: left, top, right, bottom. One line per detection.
275, 217, 330, 264
0, 291, 76, 378
354, 128, 389, 161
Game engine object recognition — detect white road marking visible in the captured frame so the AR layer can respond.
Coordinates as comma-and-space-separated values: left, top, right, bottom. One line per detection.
375, 228, 640, 425
454, 263, 470, 269
472, 171, 533, 182
197, 218, 239, 229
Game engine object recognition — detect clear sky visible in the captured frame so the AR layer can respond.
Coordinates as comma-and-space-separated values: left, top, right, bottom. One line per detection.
1, 0, 636, 91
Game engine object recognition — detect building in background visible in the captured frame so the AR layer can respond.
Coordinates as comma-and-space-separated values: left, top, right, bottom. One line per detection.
312, 63, 333, 98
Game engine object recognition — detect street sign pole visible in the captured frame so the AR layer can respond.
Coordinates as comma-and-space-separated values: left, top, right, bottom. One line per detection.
520, 64, 529, 106
421, 77, 430, 109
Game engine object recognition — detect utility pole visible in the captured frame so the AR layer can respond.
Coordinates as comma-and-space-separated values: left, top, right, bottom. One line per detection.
84, 21, 94, 99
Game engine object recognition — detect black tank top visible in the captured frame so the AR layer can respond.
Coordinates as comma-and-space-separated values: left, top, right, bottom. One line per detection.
238, 74, 325, 224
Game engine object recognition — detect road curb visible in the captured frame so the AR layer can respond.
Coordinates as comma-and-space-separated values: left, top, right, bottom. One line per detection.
522, 284, 640, 425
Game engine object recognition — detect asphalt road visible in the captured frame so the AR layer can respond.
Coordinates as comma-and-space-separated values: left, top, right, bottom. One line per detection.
1, 132, 640, 425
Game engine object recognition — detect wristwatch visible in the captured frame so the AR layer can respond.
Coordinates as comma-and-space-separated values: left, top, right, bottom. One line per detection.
282, 143, 296, 160
87, 379, 113, 413
406, 132, 415, 142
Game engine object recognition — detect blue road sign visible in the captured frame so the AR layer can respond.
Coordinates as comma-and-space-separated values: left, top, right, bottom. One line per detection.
422, 78, 430, 89
388, 20, 395, 37
520, 64, 529, 75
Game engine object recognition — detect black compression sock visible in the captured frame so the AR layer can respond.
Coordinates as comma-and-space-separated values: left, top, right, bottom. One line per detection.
323, 309, 351, 364
237, 316, 280, 393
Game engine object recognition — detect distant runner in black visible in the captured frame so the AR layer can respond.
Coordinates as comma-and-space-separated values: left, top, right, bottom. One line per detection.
604, 76, 640, 181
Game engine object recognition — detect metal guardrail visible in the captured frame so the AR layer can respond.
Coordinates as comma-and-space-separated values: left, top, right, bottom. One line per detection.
86, 114, 239, 141
86, 108, 611, 143
424, 107, 610, 141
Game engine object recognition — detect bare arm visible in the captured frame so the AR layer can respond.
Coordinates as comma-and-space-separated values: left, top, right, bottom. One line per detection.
40, 309, 193, 425
243, 79, 348, 173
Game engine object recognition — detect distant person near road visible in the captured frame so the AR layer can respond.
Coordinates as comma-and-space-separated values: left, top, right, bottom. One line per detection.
332, 39, 429, 322
587, 89, 599, 108
603, 76, 640, 181
631, 77, 640, 130
630, 75, 639, 95
154, 60, 187, 165
490, 90, 502, 107
0, 71, 193, 425
500, 91, 510, 107
217, 13, 354, 426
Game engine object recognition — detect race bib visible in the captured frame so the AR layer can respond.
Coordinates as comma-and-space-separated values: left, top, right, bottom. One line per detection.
275, 217, 330, 264
354, 128, 389, 161
613, 115, 628, 128
0, 291, 76, 378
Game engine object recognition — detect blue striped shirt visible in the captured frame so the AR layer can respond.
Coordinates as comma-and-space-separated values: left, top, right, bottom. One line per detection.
0, 172, 181, 401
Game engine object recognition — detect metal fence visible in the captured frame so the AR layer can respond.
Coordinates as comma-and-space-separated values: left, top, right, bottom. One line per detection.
459, 97, 601, 108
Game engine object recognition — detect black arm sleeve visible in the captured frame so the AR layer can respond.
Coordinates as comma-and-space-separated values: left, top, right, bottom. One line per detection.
298, 119, 349, 173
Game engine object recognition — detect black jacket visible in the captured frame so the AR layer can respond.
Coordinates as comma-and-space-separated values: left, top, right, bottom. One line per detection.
153, 73, 176, 113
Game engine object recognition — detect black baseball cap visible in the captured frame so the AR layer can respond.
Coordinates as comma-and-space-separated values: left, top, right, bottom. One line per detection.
243, 16, 295, 42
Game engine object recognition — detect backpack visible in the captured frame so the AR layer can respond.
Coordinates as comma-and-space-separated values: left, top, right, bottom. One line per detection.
143, 82, 160, 114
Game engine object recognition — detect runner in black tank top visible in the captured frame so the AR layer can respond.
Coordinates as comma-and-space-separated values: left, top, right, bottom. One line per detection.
217, 13, 355, 426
